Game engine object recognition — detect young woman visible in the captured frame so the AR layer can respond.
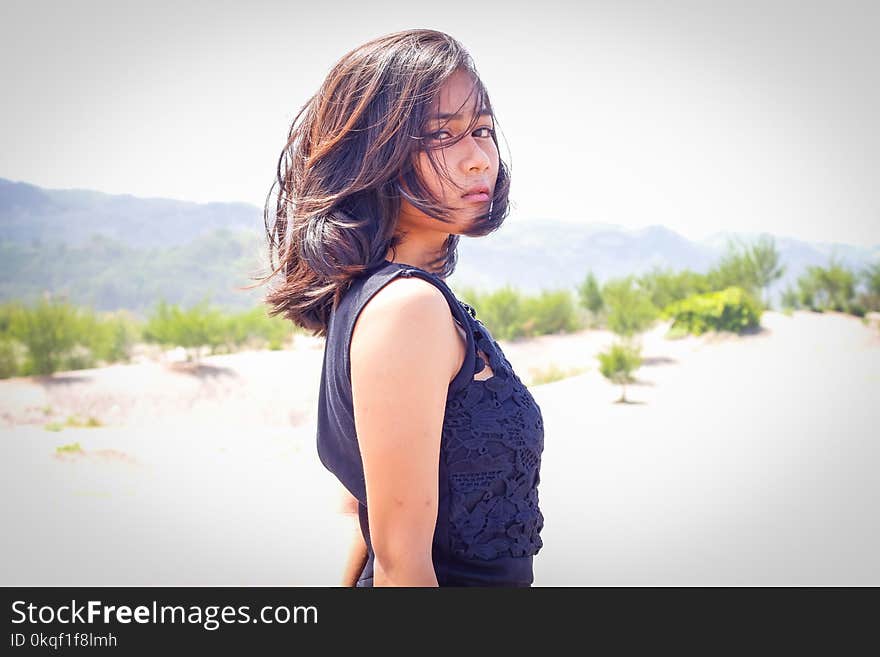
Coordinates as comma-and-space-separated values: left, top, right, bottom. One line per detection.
260, 29, 544, 587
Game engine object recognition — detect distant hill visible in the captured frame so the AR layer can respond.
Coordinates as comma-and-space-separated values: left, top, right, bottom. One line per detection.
451, 220, 879, 306
0, 177, 262, 248
1, 177, 877, 316
0, 178, 269, 317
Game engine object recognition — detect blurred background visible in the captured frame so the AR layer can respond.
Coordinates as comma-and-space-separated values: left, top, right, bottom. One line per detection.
1, 0, 878, 585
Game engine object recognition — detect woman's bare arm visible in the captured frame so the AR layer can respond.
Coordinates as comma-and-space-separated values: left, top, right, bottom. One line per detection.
350, 278, 463, 587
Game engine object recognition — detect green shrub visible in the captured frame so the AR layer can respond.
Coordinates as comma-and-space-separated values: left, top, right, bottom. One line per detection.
143, 299, 227, 360
144, 299, 302, 357
529, 363, 589, 386
64, 415, 102, 428
0, 299, 142, 375
601, 276, 659, 338
795, 258, 857, 313
577, 272, 604, 316
224, 306, 296, 351
597, 341, 643, 403
1, 297, 302, 373
0, 302, 20, 335
705, 236, 785, 308
780, 284, 800, 310
860, 260, 880, 311
6, 297, 82, 375
62, 344, 96, 371
56, 442, 83, 452
662, 286, 762, 335
636, 266, 712, 312
81, 310, 141, 364
458, 285, 524, 340
0, 337, 26, 379
457, 285, 585, 340
519, 290, 581, 337
707, 247, 761, 297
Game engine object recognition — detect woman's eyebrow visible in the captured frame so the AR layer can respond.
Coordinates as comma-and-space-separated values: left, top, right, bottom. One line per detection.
428, 109, 493, 121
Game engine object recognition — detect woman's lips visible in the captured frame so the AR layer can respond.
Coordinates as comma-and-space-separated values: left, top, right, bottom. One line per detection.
461, 192, 491, 202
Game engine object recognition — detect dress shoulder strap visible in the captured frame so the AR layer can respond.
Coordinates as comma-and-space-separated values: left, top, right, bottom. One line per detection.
342, 262, 476, 396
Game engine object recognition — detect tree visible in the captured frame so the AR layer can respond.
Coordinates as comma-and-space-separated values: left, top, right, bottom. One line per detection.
707, 237, 761, 298
577, 271, 604, 318
863, 260, 880, 296
857, 260, 880, 313
795, 255, 857, 313
746, 236, 786, 308
780, 284, 800, 310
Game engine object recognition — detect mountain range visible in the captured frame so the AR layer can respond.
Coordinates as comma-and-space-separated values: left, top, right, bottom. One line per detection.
1, 177, 877, 317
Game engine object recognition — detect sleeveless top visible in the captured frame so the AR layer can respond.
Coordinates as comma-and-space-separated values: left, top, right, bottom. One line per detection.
315, 259, 544, 586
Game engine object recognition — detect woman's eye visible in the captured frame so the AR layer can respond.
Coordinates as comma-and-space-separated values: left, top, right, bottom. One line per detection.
428, 127, 495, 141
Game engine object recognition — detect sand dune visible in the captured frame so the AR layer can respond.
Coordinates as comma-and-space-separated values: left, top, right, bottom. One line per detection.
1, 310, 877, 585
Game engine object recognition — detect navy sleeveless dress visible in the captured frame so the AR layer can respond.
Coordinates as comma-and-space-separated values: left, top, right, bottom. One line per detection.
316, 260, 544, 587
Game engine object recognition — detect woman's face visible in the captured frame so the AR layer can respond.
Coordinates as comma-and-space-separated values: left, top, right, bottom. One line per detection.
398, 69, 499, 233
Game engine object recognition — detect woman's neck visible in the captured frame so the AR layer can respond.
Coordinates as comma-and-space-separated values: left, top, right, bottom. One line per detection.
384, 243, 448, 277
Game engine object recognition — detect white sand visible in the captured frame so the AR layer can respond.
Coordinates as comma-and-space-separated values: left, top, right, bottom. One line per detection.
1, 310, 878, 585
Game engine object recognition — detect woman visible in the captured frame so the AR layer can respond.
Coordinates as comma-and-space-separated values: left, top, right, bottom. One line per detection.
260, 29, 544, 586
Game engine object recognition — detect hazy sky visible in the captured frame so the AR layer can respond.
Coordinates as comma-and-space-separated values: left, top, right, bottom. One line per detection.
2, 0, 878, 247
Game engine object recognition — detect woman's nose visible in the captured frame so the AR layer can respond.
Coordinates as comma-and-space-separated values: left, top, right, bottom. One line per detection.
460, 135, 492, 172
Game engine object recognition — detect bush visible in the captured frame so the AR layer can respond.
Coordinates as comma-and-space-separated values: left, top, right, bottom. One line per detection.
5, 297, 82, 375
457, 285, 584, 340
636, 266, 712, 312
0, 299, 143, 376
143, 300, 301, 357
597, 340, 643, 403
662, 286, 762, 335
56, 442, 83, 453
705, 236, 785, 308
458, 285, 524, 340
577, 272, 604, 317
795, 258, 857, 313
224, 306, 296, 351
62, 344, 96, 371
82, 310, 142, 365
707, 246, 761, 298
143, 299, 227, 360
0, 337, 26, 379
601, 276, 659, 338
529, 363, 589, 386
780, 284, 800, 311
519, 290, 581, 337
0, 297, 299, 375
854, 259, 880, 314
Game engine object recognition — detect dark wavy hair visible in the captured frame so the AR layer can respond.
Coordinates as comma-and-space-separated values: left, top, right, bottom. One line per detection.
251, 29, 511, 337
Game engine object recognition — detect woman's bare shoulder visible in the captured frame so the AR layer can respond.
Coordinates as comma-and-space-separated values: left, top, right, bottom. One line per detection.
351, 275, 461, 382
355, 275, 450, 329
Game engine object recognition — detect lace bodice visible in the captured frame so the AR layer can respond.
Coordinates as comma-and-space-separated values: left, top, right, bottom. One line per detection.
399, 269, 545, 562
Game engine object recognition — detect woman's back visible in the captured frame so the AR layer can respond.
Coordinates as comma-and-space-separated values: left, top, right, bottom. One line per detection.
316, 260, 544, 586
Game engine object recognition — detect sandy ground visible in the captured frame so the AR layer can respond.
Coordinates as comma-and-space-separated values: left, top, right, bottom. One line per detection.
1, 310, 878, 585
